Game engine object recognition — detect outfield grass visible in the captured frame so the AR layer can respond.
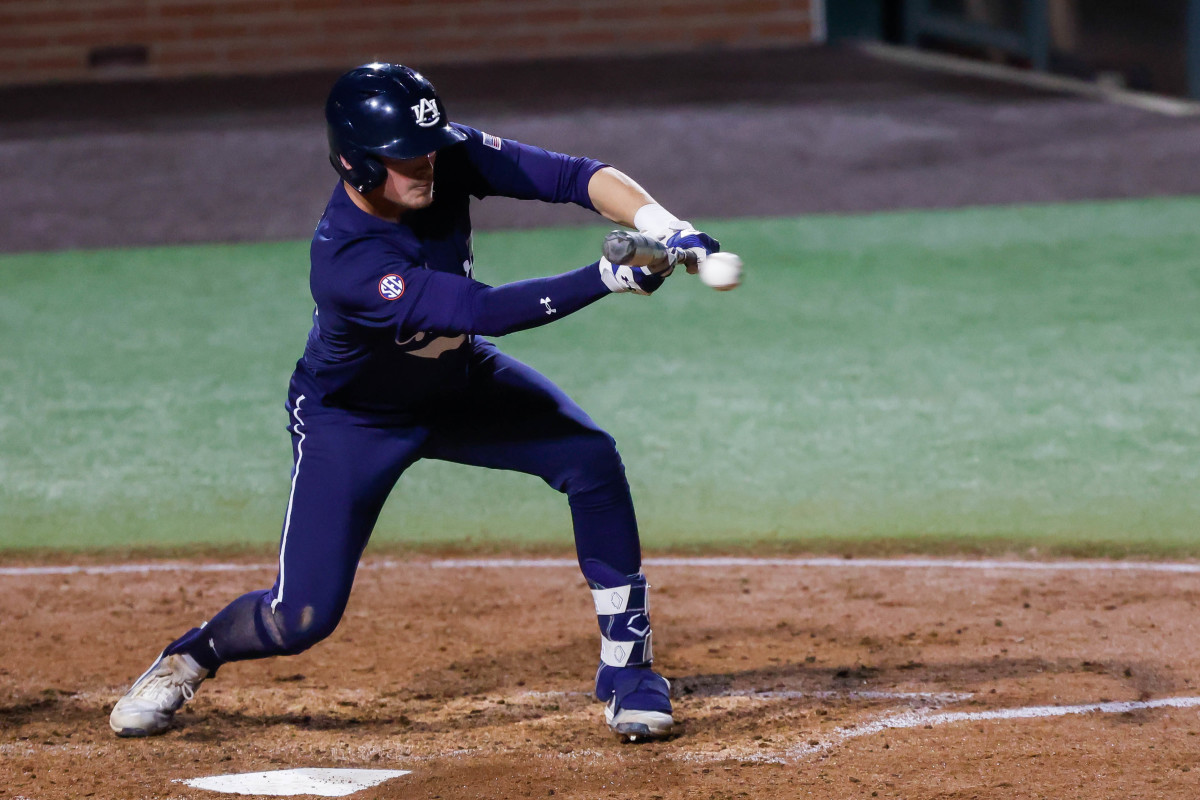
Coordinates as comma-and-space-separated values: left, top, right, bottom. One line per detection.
2, 197, 1198, 556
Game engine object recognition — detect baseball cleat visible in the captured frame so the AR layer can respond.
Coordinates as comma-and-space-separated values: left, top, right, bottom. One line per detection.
605, 701, 676, 742
109, 652, 208, 737
597, 665, 676, 742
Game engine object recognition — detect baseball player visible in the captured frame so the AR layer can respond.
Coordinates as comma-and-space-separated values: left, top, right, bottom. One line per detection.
109, 63, 719, 743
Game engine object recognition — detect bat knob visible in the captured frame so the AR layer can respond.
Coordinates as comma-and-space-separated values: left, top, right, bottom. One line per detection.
603, 231, 639, 265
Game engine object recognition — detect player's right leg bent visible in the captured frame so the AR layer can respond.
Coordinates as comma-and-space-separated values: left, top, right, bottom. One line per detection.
110, 395, 425, 737
425, 345, 675, 741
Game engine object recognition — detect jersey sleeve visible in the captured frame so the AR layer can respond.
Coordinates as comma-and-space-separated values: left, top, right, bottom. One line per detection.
316, 238, 433, 332
452, 123, 608, 209
320, 237, 611, 341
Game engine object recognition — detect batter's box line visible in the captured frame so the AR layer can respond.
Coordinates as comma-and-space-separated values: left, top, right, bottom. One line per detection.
511, 689, 972, 706
697, 689, 973, 704
512, 690, 592, 699
8, 555, 1200, 577
678, 694, 1200, 765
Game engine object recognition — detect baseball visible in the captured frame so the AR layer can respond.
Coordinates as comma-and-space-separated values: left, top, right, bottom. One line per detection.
698, 252, 742, 290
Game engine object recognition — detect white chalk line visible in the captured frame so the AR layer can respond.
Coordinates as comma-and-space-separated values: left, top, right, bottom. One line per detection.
711, 689, 973, 704
431, 557, 1200, 574
300, 689, 1200, 767
11, 680, 1198, 771
337, 687, 1196, 768
699, 695, 1200, 765
513, 688, 970, 704
5, 555, 1200, 577
0, 562, 270, 576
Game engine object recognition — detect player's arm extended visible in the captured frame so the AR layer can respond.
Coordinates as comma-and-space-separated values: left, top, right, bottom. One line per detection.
329, 237, 662, 346
393, 261, 654, 340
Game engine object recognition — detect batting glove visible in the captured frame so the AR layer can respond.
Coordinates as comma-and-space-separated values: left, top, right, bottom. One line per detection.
665, 228, 720, 274
631, 204, 718, 275
599, 257, 670, 295
666, 228, 720, 255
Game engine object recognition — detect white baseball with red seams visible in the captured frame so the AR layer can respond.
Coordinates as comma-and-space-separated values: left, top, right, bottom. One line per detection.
698, 251, 742, 290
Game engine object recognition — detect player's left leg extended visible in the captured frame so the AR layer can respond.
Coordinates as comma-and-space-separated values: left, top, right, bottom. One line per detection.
424, 343, 675, 741
109, 398, 426, 737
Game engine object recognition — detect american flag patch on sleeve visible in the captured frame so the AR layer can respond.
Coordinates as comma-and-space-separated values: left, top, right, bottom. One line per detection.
482, 132, 502, 150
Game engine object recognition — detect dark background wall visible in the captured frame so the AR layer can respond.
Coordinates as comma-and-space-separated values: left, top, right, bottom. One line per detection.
2, 0, 821, 87
827, 0, 1199, 98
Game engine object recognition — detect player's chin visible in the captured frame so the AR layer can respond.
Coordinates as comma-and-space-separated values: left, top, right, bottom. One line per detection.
407, 185, 435, 209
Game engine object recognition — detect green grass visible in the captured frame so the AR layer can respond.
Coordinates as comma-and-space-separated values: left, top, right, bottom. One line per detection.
2, 197, 1199, 556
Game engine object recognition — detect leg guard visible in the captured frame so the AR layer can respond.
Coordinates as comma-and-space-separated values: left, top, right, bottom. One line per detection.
582, 559, 675, 741
583, 558, 654, 682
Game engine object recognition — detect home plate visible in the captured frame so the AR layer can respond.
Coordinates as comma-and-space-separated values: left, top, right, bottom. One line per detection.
178, 768, 411, 796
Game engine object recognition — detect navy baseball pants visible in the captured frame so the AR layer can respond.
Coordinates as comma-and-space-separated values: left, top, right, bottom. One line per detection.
170, 344, 642, 668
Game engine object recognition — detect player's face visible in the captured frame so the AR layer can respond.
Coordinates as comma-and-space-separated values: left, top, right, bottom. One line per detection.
380, 152, 438, 210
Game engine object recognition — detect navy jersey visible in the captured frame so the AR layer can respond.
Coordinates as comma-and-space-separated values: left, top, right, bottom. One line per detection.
295, 124, 609, 414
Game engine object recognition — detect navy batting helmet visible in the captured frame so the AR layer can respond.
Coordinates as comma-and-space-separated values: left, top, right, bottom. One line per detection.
325, 63, 467, 194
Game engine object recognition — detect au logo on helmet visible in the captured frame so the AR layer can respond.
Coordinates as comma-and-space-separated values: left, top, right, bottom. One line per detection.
411, 98, 440, 127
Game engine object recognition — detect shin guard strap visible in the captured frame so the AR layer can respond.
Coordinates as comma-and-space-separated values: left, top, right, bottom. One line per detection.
583, 558, 654, 669
601, 631, 653, 668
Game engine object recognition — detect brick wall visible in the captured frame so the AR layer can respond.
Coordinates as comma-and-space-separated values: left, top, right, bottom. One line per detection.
1, 0, 823, 87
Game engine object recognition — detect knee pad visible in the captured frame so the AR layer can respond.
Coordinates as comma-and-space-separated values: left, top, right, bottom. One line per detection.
582, 558, 653, 670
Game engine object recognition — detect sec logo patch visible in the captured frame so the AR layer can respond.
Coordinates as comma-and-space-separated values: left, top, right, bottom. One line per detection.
378, 274, 405, 300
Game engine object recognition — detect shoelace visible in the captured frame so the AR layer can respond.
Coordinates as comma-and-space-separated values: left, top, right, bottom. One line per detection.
132, 662, 197, 705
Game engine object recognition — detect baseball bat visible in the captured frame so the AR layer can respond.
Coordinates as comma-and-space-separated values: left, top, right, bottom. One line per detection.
602, 230, 699, 272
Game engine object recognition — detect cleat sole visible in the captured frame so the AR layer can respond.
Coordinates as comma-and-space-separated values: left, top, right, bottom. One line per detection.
608, 709, 676, 742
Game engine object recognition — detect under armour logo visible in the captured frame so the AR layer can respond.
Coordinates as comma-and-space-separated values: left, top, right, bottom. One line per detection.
540, 296, 556, 315
411, 97, 441, 127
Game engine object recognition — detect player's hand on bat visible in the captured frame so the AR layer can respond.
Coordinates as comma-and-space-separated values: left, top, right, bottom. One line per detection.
599, 258, 670, 295
630, 206, 720, 275
665, 228, 721, 275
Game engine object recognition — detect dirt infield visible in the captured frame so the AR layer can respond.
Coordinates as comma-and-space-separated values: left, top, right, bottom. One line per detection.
3, 556, 1200, 799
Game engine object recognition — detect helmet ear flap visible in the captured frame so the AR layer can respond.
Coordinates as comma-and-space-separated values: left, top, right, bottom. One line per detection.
329, 150, 387, 194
